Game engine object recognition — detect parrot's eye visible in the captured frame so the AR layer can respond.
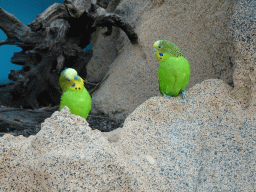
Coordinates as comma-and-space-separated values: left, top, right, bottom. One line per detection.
67, 80, 71, 82
159, 52, 163, 57
71, 83, 76, 87
158, 46, 162, 49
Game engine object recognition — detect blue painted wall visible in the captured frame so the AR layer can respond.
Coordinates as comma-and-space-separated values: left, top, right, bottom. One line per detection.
0, 0, 64, 85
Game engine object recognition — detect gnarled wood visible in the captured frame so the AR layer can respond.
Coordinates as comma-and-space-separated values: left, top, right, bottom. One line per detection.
0, 0, 138, 109
0, 106, 56, 137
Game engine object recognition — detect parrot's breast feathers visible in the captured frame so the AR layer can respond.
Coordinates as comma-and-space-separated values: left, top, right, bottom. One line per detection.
153, 40, 191, 99
59, 68, 92, 119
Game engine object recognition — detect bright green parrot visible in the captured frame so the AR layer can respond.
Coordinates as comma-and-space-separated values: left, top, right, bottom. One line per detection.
59, 68, 92, 119
153, 40, 191, 100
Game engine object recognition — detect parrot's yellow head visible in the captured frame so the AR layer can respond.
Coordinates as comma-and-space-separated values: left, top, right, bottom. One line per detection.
59, 68, 84, 92
153, 40, 183, 62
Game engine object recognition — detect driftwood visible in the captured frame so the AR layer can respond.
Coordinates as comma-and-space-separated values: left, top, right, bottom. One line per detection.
0, 0, 138, 109
0, 105, 57, 137
0, 104, 123, 137
0, 0, 138, 137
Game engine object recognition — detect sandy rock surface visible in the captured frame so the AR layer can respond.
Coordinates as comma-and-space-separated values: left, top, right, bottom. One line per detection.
90, 0, 239, 120
0, 79, 255, 191
230, 0, 256, 108
1, 0, 255, 191
0, 107, 134, 191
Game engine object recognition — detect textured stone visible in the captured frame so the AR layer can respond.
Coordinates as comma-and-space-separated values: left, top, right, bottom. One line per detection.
0, 107, 135, 191
0, 79, 255, 191
230, 0, 256, 108
91, 0, 239, 120
109, 79, 256, 191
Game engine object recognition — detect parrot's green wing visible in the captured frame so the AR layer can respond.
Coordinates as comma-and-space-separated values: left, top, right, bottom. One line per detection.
161, 40, 183, 57
60, 86, 92, 119
153, 40, 191, 99
158, 55, 190, 97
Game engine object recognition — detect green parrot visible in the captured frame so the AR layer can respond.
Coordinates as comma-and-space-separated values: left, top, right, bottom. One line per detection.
59, 68, 92, 119
153, 40, 191, 100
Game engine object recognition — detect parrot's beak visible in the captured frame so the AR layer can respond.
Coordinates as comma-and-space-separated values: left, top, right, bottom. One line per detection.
153, 48, 157, 55
74, 75, 79, 80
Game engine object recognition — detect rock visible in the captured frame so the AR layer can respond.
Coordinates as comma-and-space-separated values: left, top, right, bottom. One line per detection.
0, 107, 135, 191
86, 0, 121, 83
91, 0, 239, 120
108, 79, 255, 191
86, 28, 119, 83
0, 79, 255, 191
91, 44, 156, 120
230, 0, 256, 108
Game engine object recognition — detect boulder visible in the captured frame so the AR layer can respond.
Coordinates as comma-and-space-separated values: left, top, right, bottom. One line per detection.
90, 0, 239, 120
0, 79, 255, 191
0, 107, 134, 191
230, 0, 256, 108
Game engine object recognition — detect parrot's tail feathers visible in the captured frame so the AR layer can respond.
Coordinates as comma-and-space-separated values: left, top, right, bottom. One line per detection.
180, 90, 188, 101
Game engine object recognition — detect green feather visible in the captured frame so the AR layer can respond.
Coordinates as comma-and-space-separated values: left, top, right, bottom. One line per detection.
158, 55, 190, 96
60, 86, 92, 119
59, 68, 92, 119
153, 40, 191, 98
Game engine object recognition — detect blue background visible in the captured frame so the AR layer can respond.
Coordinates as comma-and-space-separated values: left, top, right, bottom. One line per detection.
0, 0, 92, 85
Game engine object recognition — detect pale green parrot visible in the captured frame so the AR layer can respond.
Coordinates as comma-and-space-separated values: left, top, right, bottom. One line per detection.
153, 40, 191, 100
59, 68, 92, 119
